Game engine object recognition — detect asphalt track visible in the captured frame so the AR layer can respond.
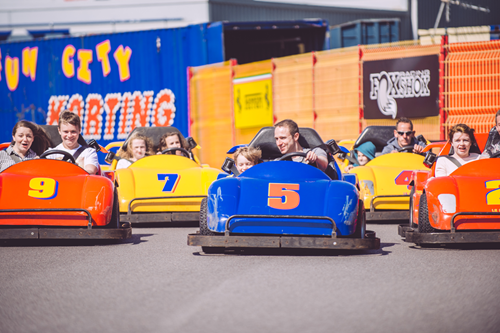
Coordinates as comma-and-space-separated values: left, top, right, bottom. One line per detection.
1, 223, 500, 333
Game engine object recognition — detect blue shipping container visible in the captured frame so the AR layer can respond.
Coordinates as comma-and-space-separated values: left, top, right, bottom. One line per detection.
330, 19, 400, 49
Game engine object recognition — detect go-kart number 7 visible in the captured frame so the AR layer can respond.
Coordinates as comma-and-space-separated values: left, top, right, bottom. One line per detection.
28, 177, 59, 200
268, 183, 300, 210
486, 180, 500, 205
157, 174, 180, 192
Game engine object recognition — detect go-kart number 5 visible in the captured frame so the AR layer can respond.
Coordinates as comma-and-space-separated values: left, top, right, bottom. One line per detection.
28, 177, 59, 200
485, 180, 500, 205
268, 183, 300, 210
157, 174, 180, 192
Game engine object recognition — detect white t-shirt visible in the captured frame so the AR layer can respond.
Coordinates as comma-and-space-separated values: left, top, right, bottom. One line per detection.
116, 159, 132, 169
435, 153, 480, 177
46, 143, 99, 170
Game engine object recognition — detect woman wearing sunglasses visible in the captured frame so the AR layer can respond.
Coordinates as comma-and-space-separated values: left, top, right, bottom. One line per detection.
381, 117, 426, 155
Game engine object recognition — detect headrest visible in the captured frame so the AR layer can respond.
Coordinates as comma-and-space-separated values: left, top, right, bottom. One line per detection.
122, 126, 185, 152
354, 126, 395, 153
39, 125, 86, 148
248, 126, 327, 160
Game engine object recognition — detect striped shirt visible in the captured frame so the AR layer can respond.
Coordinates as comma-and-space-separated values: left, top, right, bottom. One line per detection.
0, 146, 38, 172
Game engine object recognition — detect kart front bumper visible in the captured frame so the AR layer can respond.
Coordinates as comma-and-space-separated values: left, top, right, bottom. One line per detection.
187, 231, 380, 251
401, 227, 500, 244
0, 224, 132, 240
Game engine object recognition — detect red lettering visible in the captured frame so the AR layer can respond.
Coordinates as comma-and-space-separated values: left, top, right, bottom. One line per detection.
117, 92, 133, 139
131, 91, 154, 128
152, 89, 176, 127
103, 93, 121, 140
66, 94, 84, 119
83, 94, 104, 140
47, 95, 69, 125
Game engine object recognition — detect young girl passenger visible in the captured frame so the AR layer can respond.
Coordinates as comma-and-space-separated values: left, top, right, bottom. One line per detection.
157, 131, 188, 156
116, 133, 154, 169
234, 147, 262, 174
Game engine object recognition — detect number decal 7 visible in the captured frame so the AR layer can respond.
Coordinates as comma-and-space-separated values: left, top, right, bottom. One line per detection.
28, 177, 59, 200
268, 183, 300, 210
157, 174, 180, 192
485, 180, 500, 205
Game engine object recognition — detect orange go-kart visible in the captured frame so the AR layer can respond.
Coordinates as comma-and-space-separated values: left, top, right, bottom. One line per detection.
0, 126, 132, 240
400, 129, 500, 245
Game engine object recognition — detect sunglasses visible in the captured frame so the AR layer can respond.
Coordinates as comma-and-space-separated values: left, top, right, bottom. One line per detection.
397, 131, 414, 136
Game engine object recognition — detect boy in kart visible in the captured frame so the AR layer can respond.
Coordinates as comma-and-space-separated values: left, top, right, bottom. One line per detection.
45, 111, 99, 174
382, 117, 426, 155
480, 110, 500, 159
274, 119, 328, 172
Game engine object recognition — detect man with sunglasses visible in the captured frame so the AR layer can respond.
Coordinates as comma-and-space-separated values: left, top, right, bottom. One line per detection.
381, 117, 426, 155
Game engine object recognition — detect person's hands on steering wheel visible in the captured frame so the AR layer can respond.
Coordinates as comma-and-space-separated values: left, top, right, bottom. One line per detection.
39, 150, 76, 164
396, 144, 424, 154
161, 147, 190, 157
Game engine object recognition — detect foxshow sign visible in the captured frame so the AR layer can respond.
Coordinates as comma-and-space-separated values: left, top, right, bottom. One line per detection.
363, 55, 439, 119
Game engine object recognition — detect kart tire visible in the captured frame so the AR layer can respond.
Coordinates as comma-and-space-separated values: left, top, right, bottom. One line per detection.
409, 186, 417, 228
353, 200, 366, 238
417, 193, 437, 233
199, 198, 215, 236
105, 188, 120, 229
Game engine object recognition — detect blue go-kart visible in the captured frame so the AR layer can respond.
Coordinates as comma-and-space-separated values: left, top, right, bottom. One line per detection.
187, 127, 380, 253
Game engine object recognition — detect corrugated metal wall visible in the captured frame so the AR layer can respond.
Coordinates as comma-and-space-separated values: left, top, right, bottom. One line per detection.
418, 0, 498, 30
209, 0, 412, 41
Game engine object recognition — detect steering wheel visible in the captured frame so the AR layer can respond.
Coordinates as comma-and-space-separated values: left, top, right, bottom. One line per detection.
397, 145, 416, 153
40, 150, 76, 164
278, 152, 309, 163
161, 147, 190, 157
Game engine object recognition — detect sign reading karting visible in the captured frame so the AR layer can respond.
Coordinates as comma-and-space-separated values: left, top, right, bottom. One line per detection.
233, 74, 274, 129
363, 55, 439, 119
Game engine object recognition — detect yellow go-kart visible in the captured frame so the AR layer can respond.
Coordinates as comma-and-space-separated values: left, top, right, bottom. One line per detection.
343, 126, 431, 221
105, 127, 222, 224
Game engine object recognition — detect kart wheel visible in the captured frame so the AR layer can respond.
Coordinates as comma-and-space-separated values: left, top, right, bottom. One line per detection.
199, 198, 215, 236
417, 193, 437, 233
105, 189, 120, 229
409, 186, 417, 228
353, 200, 366, 238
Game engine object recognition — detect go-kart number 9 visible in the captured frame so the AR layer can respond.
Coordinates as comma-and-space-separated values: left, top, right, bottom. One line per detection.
268, 183, 300, 210
157, 174, 180, 192
485, 180, 500, 205
28, 177, 59, 200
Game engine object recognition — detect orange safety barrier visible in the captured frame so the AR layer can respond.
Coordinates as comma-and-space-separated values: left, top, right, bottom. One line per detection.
314, 46, 360, 141
272, 53, 315, 128
189, 60, 235, 167
444, 40, 500, 135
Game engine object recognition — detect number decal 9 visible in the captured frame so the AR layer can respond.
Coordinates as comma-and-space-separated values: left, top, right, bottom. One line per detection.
28, 178, 59, 200
157, 174, 180, 192
485, 180, 500, 205
268, 183, 300, 210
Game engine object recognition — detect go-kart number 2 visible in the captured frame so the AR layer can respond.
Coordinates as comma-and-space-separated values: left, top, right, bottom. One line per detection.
157, 174, 180, 192
28, 177, 59, 199
485, 180, 500, 205
268, 183, 300, 210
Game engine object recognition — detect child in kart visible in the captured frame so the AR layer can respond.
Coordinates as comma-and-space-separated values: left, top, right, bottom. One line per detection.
116, 132, 154, 169
234, 147, 262, 174
344, 141, 376, 172
157, 131, 189, 157
45, 111, 99, 174
480, 110, 500, 159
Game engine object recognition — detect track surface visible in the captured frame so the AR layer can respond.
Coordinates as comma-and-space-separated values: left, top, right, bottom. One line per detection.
1, 224, 500, 333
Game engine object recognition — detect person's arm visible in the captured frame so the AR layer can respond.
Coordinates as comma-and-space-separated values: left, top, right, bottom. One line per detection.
79, 149, 99, 175
412, 144, 424, 154
381, 144, 394, 155
306, 148, 328, 172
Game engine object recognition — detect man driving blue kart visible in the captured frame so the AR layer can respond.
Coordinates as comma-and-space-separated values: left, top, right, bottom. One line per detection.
274, 119, 328, 172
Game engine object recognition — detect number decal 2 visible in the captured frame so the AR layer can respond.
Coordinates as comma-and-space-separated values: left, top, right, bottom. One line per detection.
28, 178, 59, 200
157, 174, 180, 192
268, 183, 300, 210
485, 180, 500, 205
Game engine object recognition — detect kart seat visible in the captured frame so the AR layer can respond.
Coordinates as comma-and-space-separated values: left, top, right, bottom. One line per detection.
39, 125, 87, 148
121, 126, 186, 153
354, 126, 394, 153
248, 126, 339, 180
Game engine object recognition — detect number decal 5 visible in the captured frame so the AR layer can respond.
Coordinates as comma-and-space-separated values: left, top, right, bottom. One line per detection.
268, 183, 300, 210
485, 180, 500, 205
28, 178, 59, 200
157, 174, 180, 192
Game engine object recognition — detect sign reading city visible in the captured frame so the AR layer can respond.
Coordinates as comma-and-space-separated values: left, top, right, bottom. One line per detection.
363, 55, 439, 119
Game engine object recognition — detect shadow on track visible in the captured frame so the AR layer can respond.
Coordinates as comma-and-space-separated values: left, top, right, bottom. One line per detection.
0, 233, 154, 247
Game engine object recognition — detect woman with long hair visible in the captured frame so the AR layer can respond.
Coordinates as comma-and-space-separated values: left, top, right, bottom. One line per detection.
116, 132, 154, 169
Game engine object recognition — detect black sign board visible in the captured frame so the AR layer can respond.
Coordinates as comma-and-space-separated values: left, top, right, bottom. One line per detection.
363, 55, 439, 119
